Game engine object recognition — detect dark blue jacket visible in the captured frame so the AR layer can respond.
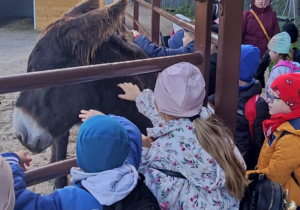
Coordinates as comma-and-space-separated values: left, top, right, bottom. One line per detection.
1, 115, 142, 210
168, 30, 185, 49
135, 34, 194, 58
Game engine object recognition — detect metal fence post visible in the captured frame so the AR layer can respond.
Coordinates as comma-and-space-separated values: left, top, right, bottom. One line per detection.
133, 0, 139, 30
214, 0, 243, 134
194, 0, 213, 105
151, 0, 160, 44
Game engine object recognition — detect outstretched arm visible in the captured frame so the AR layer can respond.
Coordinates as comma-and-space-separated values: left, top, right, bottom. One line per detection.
117, 83, 164, 127
15, 150, 32, 171
133, 31, 192, 58
1, 152, 61, 210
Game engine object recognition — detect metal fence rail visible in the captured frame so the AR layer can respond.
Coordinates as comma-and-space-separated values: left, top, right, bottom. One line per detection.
20, 52, 203, 186
17, 0, 245, 186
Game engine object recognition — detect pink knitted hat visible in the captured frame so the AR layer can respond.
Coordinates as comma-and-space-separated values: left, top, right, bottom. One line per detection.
154, 62, 205, 117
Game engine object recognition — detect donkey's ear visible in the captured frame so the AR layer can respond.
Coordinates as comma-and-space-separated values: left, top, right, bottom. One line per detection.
60, 0, 128, 65
64, 0, 100, 17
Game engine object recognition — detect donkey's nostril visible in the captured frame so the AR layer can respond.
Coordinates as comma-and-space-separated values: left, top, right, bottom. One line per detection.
16, 134, 22, 142
16, 132, 28, 145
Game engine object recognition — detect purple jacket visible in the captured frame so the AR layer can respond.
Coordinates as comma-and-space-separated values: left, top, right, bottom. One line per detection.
242, 0, 280, 58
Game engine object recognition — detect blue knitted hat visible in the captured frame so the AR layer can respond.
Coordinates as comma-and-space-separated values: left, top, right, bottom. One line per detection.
268, 32, 291, 54
240, 45, 260, 82
76, 115, 131, 173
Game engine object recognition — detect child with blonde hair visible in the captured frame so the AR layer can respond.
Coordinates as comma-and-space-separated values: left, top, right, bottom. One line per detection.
116, 62, 247, 209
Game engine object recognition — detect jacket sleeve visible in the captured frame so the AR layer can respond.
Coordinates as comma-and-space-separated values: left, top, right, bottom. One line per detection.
242, 11, 249, 43
246, 134, 300, 186
1, 153, 61, 210
109, 115, 142, 170
271, 11, 280, 36
253, 98, 270, 167
135, 89, 165, 127
135, 34, 191, 58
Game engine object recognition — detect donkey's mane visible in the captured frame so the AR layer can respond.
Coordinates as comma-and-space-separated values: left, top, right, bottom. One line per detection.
41, 0, 128, 65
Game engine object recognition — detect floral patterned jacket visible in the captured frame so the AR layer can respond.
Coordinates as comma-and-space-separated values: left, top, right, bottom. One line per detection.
136, 89, 245, 210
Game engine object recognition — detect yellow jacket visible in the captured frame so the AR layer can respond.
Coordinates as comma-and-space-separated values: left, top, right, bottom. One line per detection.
246, 118, 300, 205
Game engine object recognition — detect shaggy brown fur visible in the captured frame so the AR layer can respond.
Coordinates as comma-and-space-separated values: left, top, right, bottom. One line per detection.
42, 0, 128, 65
14, 0, 157, 188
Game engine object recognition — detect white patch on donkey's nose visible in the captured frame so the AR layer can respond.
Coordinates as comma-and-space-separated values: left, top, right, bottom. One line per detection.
13, 107, 55, 153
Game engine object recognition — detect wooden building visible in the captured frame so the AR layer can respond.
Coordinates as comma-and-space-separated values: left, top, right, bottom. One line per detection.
35, 0, 106, 30
35, 0, 81, 30
0, 0, 106, 30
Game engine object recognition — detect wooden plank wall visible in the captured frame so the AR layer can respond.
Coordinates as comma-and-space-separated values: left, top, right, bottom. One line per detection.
35, 0, 81, 30
35, 0, 106, 30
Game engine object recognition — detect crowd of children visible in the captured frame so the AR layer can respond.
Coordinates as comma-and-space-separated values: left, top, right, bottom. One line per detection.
1, 8, 300, 210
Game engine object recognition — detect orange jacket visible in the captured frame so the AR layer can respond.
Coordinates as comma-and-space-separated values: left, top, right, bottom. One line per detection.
246, 119, 300, 205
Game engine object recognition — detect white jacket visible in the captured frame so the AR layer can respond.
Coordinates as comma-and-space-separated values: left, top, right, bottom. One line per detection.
136, 89, 245, 210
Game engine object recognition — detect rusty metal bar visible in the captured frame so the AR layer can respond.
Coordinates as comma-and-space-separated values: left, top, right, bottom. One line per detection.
152, 5, 218, 45
152, 7, 194, 32
25, 157, 77, 187
133, 20, 151, 39
123, 23, 130, 34
194, 0, 213, 105
125, 9, 150, 40
126, 1, 218, 44
0, 52, 203, 94
214, 0, 243, 134
133, 0, 139, 30
125, 10, 133, 21
122, 17, 126, 32
151, 0, 160, 44
135, 0, 151, 9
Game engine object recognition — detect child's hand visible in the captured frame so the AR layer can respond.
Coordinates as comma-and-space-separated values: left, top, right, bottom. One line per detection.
117, 82, 141, 101
79, 109, 105, 122
142, 134, 153, 148
130, 30, 140, 38
15, 150, 32, 171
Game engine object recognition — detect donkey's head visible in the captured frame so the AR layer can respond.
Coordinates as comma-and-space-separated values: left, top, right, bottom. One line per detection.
28, 0, 129, 72
14, 0, 135, 153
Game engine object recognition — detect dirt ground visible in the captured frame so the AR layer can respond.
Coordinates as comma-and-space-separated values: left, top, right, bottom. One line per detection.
0, 18, 79, 194
0, 5, 173, 195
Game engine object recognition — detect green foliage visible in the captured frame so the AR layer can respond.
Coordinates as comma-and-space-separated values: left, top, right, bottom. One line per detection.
271, 0, 286, 14
272, 0, 300, 29
244, 0, 251, 10
294, 42, 300, 48
174, 0, 195, 20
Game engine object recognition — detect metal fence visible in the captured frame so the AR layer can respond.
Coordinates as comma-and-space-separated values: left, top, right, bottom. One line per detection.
106, 0, 189, 10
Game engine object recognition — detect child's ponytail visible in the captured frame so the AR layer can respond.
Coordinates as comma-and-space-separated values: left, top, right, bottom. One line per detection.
193, 114, 247, 199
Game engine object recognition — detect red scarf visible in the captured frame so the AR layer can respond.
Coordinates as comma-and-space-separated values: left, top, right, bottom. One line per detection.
263, 109, 300, 139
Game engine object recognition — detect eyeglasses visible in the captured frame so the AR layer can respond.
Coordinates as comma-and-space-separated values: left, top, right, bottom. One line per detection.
267, 91, 281, 103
